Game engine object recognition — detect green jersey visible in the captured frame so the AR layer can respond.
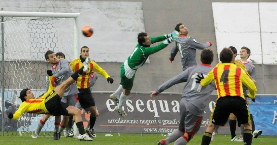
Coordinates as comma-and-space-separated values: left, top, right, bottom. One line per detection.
127, 35, 168, 69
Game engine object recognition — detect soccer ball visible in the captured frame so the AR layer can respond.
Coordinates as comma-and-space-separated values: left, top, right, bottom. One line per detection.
82, 25, 93, 37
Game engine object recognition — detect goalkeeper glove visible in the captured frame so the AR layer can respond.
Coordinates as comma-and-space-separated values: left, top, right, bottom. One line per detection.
171, 30, 179, 40
195, 73, 204, 83
8, 113, 13, 119
107, 77, 114, 84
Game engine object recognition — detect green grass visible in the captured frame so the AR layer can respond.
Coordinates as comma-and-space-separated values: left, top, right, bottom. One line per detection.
0, 133, 276, 145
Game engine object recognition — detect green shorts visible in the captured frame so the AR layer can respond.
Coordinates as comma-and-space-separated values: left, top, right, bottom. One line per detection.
120, 64, 136, 90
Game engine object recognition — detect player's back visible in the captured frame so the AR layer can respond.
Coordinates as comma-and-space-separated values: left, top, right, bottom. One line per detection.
182, 64, 215, 115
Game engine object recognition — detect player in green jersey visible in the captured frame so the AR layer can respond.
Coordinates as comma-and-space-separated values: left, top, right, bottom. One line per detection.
110, 30, 179, 116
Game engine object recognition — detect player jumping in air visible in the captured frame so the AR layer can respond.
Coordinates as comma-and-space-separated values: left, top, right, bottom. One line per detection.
8, 58, 93, 141
110, 30, 180, 117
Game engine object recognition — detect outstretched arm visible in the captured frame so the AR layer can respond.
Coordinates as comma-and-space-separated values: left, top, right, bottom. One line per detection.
10, 103, 28, 120
151, 69, 190, 98
188, 38, 211, 50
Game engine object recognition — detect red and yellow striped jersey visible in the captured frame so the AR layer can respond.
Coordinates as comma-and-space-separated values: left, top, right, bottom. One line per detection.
13, 76, 55, 120
200, 63, 257, 99
70, 58, 110, 89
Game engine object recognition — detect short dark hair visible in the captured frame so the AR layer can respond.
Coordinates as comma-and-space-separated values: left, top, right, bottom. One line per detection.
80, 46, 89, 52
220, 48, 233, 63
45, 50, 54, 60
175, 23, 182, 32
138, 32, 147, 46
19, 88, 30, 102
56, 52, 65, 59
201, 49, 214, 64
229, 46, 237, 54
241, 46, 251, 58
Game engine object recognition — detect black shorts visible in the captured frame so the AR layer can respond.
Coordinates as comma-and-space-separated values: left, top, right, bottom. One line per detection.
78, 89, 95, 109
45, 91, 69, 116
210, 96, 250, 126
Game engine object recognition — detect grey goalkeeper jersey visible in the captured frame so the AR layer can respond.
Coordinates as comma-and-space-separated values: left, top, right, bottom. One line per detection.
46, 59, 78, 96
156, 64, 216, 115
170, 36, 211, 70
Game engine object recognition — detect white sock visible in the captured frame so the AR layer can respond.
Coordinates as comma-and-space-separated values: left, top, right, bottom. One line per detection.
117, 92, 128, 109
73, 122, 79, 136
113, 85, 123, 98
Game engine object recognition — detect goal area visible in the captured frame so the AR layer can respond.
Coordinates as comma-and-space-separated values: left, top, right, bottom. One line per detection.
0, 11, 80, 136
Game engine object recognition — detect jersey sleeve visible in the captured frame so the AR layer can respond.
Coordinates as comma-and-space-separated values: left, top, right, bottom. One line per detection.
69, 59, 76, 73
12, 103, 28, 120
144, 43, 168, 56
150, 35, 167, 44
241, 70, 257, 99
156, 68, 190, 93
40, 75, 55, 99
54, 60, 70, 78
170, 42, 179, 60
188, 38, 210, 50
200, 68, 215, 86
92, 61, 110, 79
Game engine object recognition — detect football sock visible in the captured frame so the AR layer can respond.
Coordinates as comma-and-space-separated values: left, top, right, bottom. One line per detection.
229, 120, 237, 138
201, 132, 212, 145
243, 129, 252, 145
55, 122, 60, 133
35, 119, 45, 135
71, 67, 84, 80
117, 92, 128, 109
113, 85, 123, 97
59, 124, 66, 133
165, 129, 183, 144
89, 116, 96, 130
174, 136, 189, 145
67, 115, 73, 130
76, 122, 85, 135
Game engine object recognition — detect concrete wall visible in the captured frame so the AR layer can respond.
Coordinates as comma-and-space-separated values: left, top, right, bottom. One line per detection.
1, 0, 277, 94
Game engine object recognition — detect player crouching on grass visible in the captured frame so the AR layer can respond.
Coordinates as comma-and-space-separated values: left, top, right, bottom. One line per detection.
7, 58, 93, 141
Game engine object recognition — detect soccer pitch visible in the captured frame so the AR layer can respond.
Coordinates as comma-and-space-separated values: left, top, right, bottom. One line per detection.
1, 133, 276, 145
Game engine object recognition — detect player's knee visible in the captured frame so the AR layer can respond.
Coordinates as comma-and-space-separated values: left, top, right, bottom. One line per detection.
243, 123, 251, 130
91, 112, 99, 117
229, 113, 236, 120
123, 89, 131, 95
208, 122, 215, 128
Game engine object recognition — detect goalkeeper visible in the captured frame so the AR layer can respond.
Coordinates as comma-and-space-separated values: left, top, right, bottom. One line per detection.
8, 58, 92, 141
110, 30, 179, 117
